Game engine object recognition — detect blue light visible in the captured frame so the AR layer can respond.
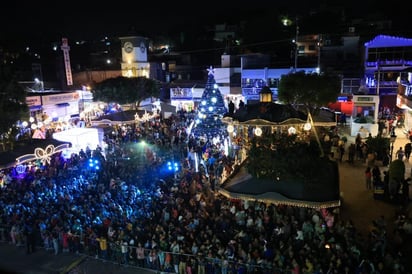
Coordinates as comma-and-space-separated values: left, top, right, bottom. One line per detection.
166, 161, 179, 173
88, 158, 100, 171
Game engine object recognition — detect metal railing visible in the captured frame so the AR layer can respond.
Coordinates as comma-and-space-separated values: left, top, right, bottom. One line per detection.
0, 224, 286, 273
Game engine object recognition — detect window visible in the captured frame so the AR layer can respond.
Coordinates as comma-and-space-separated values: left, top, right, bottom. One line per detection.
267, 78, 279, 88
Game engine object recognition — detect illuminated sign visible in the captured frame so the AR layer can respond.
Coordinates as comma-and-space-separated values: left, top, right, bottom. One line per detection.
170, 88, 193, 99
42, 92, 79, 104
356, 97, 373, 102
26, 96, 41, 106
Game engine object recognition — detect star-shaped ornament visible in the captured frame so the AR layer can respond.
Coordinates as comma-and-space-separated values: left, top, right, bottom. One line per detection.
207, 66, 215, 76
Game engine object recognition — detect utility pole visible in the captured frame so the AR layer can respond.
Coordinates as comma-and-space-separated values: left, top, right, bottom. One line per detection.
376, 61, 381, 96
294, 17, 299, 71
317, 34, 322, 73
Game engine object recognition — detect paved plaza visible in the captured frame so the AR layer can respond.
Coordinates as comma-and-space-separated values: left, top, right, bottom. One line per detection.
338, 126, 412, 233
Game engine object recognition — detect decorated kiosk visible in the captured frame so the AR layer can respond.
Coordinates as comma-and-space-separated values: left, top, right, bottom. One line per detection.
350, 94, 380, 137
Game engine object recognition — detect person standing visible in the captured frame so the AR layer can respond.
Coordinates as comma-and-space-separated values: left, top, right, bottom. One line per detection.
365, 167, 372, 190
24, 221, 36, 254
348, 143, 356, 164
228, 100, 235, 114
338, 142, 345, 162
238, 100, 245, 108
396, 147, 405, 161
96, 235, 108, 260
404, 143, 412, 160
372, 166, 382, 186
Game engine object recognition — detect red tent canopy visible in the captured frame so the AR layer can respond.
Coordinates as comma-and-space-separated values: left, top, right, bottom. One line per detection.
328, 101, 353, 116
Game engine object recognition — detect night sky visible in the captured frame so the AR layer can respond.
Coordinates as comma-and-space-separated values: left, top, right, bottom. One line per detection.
2, 1, 410, 43
1, 2, 257, 40
0, 0, 411, 54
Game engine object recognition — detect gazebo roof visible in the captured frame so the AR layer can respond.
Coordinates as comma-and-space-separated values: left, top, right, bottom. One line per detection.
227, 102, 307, 123
219, 161, 340, 209
223, 102, 336, 127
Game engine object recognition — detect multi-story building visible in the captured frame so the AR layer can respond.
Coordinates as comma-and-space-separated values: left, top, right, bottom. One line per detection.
337, 35, 412, 136
4, 7, 410, 132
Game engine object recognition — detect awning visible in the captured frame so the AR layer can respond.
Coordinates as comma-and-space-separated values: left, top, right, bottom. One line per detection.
56, 103, 70, 107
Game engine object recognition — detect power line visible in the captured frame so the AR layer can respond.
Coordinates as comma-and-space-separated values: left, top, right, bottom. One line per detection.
174, 38, 291, 55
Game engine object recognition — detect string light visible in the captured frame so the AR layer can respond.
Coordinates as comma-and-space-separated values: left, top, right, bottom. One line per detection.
218, 189, 340, 209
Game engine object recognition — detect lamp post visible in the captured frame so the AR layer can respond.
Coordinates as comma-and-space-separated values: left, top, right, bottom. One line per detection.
389, 131, 397, 162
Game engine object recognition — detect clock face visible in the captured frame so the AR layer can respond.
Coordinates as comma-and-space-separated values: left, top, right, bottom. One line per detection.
140, 42, 146, 53
124, 42, 133, 53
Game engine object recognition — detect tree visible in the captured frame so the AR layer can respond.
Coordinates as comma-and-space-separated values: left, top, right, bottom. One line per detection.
92, 76, 161, 108
0, 64, 29, 135
191, 66, 227, 138
247, 132, 326, 180
278, 71, 341, 114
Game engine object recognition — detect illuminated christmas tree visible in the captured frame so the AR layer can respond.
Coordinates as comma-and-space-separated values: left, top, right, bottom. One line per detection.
192, 66, 228, 139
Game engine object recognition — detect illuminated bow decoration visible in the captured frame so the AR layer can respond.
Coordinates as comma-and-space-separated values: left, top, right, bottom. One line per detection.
15, 143, 71, 166
34, 145, 56, 165
135, 110, 158, 122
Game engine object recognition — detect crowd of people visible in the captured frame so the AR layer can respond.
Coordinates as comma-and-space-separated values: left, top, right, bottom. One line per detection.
0, 111, 412, 274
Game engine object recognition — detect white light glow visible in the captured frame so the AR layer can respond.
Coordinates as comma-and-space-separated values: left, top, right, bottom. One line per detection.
304, 123, 312, 131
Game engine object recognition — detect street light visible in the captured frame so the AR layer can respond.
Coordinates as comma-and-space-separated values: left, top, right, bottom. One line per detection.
280, 15, 299, 71
34, 78, 44, 91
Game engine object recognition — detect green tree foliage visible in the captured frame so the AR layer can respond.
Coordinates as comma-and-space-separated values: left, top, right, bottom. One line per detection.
247, 133, 326, 181
0, 64, 28, 134
92, 76, 161, 108
278, 71, 341, 113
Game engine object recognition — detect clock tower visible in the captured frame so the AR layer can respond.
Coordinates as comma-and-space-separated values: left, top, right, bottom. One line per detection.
119, 36, 149, 78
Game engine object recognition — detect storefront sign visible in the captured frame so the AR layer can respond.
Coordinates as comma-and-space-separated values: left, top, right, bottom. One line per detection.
42, 92, 79, 104
26, 96, 41, 107
356, 97, 373, 102
170, 88, 193, 99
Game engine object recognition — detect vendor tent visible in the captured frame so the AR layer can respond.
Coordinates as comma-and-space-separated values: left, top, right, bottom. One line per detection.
52, 127, 104, 156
